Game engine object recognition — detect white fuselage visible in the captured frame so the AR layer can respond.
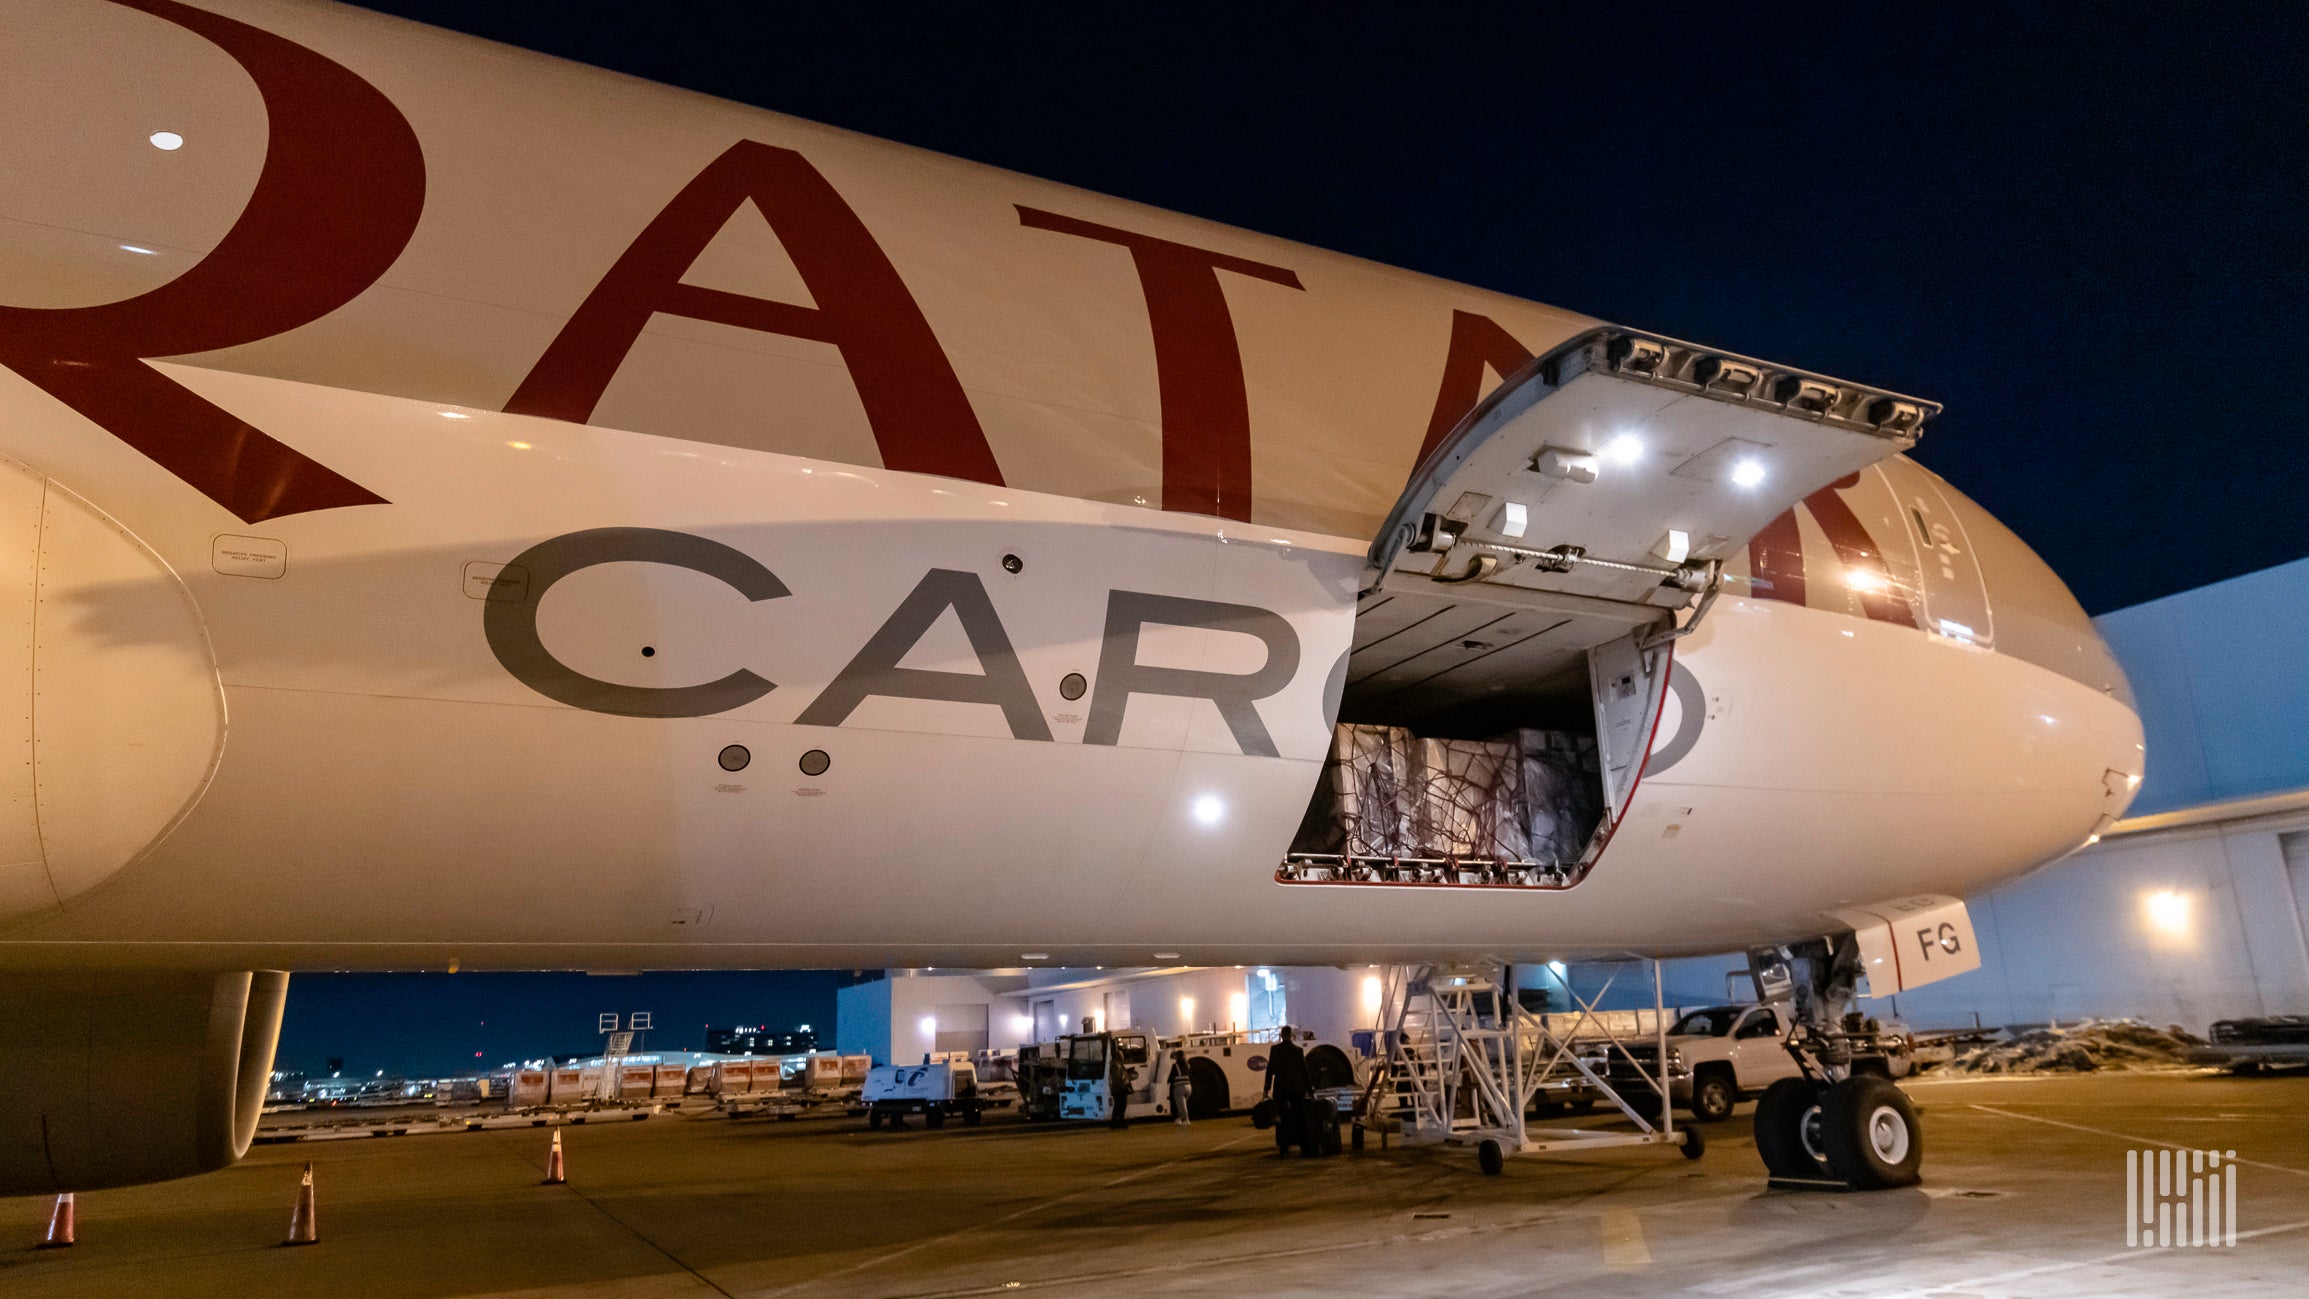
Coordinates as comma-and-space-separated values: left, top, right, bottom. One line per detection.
0, 0, 2143, 972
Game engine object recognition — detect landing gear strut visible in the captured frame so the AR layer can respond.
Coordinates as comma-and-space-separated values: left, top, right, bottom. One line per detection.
1748, 936, 1923, 1190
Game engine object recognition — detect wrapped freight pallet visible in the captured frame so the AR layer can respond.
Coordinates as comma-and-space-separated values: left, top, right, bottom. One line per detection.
1292, 724, 1419, 863
1506, 729, 1604, 865
1414, 738, 1528, 865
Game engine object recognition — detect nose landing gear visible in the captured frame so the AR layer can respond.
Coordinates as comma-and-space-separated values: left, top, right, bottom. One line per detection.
1755, 1072, 1922, 1189
1749, 936, 1925, 1191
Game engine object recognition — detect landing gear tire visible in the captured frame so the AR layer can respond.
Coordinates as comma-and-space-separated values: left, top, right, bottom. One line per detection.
1690, 1072, 1736, 1123
1478, 1138, 1506, 1176
1819, 1075, 1922, 1190
1754, 1078, 1828, 1180
1679, 1120, 1706, 1160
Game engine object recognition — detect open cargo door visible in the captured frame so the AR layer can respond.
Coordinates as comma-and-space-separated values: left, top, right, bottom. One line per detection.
1286, 328, 1933, 891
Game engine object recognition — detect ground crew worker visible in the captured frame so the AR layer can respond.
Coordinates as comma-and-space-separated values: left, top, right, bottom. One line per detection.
1263, 1026, 1310, 1154
1107, 1041, 1132, 1129
1168, 1049, 1193, 1124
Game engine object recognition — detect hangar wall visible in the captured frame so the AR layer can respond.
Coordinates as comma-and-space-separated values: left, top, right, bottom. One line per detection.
836, 973, 1030, 1066
1569, 555, 2309, 1033
839, 965, 1377, 1065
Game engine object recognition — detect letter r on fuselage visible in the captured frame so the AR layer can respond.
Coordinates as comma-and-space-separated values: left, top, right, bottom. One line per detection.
1084, 591, 1300, 758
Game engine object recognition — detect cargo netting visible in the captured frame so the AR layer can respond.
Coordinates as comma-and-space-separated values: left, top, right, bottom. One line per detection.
1282, 724, 1605, 888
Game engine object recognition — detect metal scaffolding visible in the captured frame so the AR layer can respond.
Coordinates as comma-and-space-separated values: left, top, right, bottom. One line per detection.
1363, 960, 1701, 1171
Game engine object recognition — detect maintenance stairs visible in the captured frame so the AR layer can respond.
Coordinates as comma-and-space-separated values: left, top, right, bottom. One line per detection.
1361, 961, 1699, 1173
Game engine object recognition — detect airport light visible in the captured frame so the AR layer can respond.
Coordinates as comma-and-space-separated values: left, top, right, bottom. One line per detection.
1179, 995, 1195, 1025
1600, 434, 1643, 466
2143, 889, 2191, 938
1191, 795, 1224, 826
1360, 975, 1382, 1020
1730, 459, 1766, 489
1846, 568, 1887, 593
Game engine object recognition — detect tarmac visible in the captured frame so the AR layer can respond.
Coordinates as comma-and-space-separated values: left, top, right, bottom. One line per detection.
4, 1071, 2305, 1298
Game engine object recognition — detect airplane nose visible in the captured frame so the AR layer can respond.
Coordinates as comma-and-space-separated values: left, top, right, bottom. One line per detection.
1917, 467, 2145, 818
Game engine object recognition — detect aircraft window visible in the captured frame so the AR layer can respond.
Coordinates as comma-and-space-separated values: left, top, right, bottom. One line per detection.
1060, 673, 1087, 701
799, 749, 831, 777
717, 744, 751, 772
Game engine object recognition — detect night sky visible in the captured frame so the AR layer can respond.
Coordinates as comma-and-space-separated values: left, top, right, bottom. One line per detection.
277, 970, 865, 1078
307, 4, 2304, 1074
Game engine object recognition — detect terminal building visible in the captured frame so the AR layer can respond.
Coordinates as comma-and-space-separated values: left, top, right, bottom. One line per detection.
837, 556, 2309, 1064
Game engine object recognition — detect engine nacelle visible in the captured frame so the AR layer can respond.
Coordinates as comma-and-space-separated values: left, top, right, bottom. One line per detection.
0, 969, 285, 1194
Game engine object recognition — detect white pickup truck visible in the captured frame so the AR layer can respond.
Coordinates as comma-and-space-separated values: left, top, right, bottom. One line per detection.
1590, 1005, 1912, 1122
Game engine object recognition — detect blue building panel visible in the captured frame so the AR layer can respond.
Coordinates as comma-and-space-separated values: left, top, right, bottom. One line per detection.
2096, 555, 2309, 814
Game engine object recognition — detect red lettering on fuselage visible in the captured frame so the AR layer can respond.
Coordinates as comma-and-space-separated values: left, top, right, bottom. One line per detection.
1748, 508, 1808, 606
509, 141, 1003, 486
1016, 207, 1303, 521
1416, 310, 1535, 469
1746, 473, 1921, 628
1804, 474, 1918, 626
0, 0, 418, 522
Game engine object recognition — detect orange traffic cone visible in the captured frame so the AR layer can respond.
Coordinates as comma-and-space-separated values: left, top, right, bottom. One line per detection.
542, 1129, 566, 1185
37, 1192, 73, 1249
284, 1163, 317, 1246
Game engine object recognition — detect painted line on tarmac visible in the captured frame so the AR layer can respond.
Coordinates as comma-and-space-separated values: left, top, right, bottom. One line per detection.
1967, 1104, 2309, 1180
753, 1132, 1266, 1298
1599, 1208, 1651, 1269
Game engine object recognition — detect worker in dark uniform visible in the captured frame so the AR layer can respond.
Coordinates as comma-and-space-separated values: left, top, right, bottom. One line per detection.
1168, 1049, 1193, 1125
1263, 1026, 1310, 1154
1107, 1041, 1133, 1129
